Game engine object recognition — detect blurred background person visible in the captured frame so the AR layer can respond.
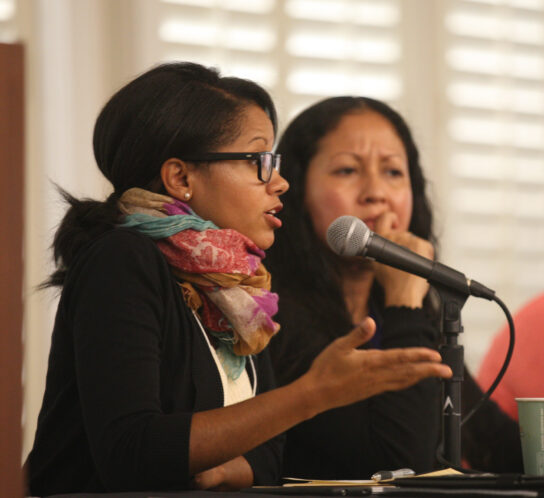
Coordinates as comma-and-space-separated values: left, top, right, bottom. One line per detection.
267, 95, 524, 478
462, 292, 544, 472
267, 96, 444, 478
478, 292, 544, 421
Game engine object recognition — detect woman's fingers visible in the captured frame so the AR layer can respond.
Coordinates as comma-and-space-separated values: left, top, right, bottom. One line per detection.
348, 349, 452, 402
374, 211, 399, 235
362, 348, 452, 391
379, 360, 453, 391
370, 213, 434, 307
192, 466, 225, 490
334, 317, 376, 351
373, 211, 434, 259
381, 350, 452, 378
390, 232, 434, 260
191, 456, 253, 491
360, 348, 451, 381
307, 325, 452, 412
365, 346, 442, 365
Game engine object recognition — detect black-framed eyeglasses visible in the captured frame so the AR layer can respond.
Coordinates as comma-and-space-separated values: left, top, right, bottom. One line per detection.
180, 152, 281, 183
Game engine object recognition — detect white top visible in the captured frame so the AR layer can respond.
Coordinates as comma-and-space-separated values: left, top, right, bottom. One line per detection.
193, 310, 256, 406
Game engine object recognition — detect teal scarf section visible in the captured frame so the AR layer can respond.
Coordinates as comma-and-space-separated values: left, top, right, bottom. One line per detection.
120, 212, 218, 239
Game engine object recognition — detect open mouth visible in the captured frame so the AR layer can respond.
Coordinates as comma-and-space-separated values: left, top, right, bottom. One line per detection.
264, 206, 283, 228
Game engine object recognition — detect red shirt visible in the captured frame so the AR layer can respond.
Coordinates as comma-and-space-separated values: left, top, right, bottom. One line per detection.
477, 292, 544, 421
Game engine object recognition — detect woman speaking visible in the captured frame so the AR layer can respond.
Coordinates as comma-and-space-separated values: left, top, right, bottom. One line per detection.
25, 63, 452, 495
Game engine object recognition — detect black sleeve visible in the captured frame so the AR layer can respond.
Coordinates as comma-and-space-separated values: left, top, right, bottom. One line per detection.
371, 307, 442, 473
461, 368, 523, 472
243, 350, 285, 485
280, 306, 442, 479
68, 231, 193, 491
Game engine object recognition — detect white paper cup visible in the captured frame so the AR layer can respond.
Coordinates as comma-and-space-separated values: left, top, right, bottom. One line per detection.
516, 398, 544, 475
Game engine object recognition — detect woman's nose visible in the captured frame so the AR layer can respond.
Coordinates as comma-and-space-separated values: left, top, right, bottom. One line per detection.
359, 171, 386, 204
267, 169, 289, 196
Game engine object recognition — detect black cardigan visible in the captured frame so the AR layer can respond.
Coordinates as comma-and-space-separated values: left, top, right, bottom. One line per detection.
269, 291, 442, 479
269, 289, 523, 477
26, 229, 283, 496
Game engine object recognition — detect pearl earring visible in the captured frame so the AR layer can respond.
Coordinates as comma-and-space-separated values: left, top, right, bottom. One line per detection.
184, 192, 191, 200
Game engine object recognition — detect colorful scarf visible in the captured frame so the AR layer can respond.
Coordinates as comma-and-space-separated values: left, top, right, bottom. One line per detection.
118, 188, 280, 379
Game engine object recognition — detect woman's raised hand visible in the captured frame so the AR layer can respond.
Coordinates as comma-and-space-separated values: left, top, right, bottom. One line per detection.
372, 211, 434, 308
301, 317, 452, 415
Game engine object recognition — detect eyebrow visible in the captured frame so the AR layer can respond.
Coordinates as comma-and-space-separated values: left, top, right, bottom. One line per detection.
329, 151, 405, 161
248, 136, 269, 146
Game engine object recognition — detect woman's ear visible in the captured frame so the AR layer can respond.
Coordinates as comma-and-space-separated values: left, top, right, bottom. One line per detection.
160, 158, 193, 201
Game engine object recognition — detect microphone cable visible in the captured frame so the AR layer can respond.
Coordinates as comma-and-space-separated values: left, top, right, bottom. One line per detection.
436, 294, 516, 473
461, 294, 515, 426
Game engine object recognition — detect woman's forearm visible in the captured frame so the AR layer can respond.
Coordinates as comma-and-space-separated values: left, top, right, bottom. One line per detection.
189, 322, 452, 475
189, 375, 316, 474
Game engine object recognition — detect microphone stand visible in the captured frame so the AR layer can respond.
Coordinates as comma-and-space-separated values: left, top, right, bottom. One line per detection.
433, 283, 468, 467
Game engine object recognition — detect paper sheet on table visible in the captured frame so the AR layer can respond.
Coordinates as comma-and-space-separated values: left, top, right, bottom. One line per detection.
282, 468, 462, 487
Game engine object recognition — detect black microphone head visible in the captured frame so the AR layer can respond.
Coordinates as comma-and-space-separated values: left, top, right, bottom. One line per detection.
326, 216, 371, 257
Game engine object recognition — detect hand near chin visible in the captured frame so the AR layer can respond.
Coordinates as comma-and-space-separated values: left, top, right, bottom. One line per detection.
304, 317, 452, 413
372, 211, 434, 308
191, 455, 254, 491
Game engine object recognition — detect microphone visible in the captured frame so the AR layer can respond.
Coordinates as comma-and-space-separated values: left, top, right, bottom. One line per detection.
326, 215, 495, 300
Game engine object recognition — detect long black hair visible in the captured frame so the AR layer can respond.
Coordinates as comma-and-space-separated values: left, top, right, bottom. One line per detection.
267, 96, 435, 382
46, 62, 277, 287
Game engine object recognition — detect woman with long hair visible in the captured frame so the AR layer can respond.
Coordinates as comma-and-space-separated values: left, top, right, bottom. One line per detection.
25, 66, 451, 495
267, 96, 444, 478
267, 95, 523, 478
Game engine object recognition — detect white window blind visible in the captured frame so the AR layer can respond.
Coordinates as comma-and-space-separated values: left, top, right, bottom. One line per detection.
158, 0, 280, 97
151, 0, 544, 370
0, 0, 16, 42
156, 0, 402, 122
442, 0, 544, 366
282, 0, 402, 118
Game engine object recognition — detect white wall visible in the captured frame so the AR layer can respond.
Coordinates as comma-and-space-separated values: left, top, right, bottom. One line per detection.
18, 0, 139, 458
